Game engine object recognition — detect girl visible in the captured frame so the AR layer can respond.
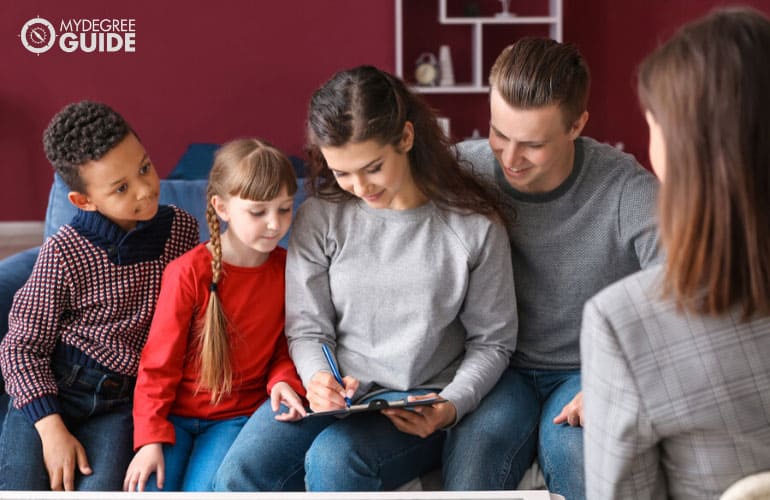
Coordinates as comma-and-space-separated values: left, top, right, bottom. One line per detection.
215, 66, 518, 491
123, 138, 306, 492
582, 8, 770, 499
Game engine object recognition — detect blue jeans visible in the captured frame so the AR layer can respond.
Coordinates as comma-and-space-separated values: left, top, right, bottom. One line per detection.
0, 393, 8, 437
143, 414, 248, 491
443, 368, 584, 500
215, 390, 444, 491
0, 359, 134, 490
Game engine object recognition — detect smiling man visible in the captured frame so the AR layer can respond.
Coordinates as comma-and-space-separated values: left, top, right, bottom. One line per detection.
446, 38, 661, 499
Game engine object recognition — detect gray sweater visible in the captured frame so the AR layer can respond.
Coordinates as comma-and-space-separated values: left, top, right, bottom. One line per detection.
457, 137, 660, 370
285, 197, 517, 421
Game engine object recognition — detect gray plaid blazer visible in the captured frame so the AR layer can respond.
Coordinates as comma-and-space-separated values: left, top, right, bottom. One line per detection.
581, 264, 770, 499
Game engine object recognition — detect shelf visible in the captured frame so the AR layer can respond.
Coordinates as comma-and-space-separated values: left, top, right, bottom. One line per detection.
395, 0, 563, 91
438, 16, 560, 25
411, 84, 489, 94
438, 0, 561, 34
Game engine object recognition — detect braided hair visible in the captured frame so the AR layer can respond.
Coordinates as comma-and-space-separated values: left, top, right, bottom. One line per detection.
198, 138, 297, 403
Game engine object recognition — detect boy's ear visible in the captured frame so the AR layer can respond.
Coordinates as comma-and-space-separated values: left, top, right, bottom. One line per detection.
67, 191, 95, 211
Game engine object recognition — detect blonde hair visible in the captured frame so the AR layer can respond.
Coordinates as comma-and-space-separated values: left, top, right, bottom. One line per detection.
199, 138, 297, 403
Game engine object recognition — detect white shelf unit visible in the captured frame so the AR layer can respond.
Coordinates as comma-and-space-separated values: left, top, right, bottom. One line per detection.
395, 0, 563, 93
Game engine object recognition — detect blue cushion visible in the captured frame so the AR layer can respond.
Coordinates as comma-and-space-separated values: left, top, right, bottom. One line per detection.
44, 175, 78, 239
289, 157, 307, 178
159, 179, 209, 241
168, 142, 308, 180
284, 178, 307, 248
167, 143, 220, 180
0, 246, 40, 338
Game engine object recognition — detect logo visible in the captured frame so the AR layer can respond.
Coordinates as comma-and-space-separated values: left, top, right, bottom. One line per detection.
20, 17, 56, 54
19, 16, 136, 55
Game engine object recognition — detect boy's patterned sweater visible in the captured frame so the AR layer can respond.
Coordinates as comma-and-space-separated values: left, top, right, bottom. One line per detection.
0, 205, 198, 423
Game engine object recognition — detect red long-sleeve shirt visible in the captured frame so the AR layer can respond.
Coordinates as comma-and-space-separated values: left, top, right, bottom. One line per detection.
132, 243, 304, 449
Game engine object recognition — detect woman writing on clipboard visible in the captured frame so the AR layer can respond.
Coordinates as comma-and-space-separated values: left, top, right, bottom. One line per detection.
215, 65, 518, 491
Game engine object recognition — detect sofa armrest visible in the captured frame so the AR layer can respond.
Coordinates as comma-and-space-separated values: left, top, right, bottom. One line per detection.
0, 247, 39, 333
0, 246, 40, 393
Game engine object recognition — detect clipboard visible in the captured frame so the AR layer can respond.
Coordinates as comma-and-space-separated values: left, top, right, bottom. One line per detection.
305, 397, 447, 418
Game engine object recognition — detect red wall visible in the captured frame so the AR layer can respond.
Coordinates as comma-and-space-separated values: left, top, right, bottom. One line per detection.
1, 0, 394, 221
3, 1, 770, 221
566, 0, 770, 170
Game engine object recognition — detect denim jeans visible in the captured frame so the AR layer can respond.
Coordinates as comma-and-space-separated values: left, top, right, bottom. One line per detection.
443, 368, 584, 500
143, 414, 248, 491
0, 358, 134, 490
0, 393, 9, 437
215, 390, 444, 491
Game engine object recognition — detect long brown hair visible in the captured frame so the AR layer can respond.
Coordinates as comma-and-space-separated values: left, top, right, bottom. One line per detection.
638, 7, 770, 318
305, 65, 510, 226
200, 138, 297, 403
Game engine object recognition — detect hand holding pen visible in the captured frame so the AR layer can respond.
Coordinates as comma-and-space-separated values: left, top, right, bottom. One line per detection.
321, 344, 352, 407
306, 344, 359, 412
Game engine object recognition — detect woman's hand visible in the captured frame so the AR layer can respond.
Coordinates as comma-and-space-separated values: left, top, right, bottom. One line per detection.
306, 371, 359, 412
270, 381, 308, 421
123, 443, 164, 492
34, 414, 92, 491
381, 393, 457, 438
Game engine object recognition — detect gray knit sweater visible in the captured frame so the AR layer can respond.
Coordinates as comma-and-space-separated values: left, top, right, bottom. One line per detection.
457, 137, 660, 370
285, 197, 517, 421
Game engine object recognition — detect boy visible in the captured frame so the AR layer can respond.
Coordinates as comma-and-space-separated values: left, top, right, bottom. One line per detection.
0, 101, 198, 491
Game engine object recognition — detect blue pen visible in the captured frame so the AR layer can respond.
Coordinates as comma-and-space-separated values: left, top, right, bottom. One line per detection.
321, 343, 352, 407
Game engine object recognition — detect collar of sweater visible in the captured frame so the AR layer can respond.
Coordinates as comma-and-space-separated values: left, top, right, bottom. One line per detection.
69, 205, 174, 265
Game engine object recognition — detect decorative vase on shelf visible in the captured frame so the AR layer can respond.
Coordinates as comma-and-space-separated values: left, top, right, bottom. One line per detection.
438, 45, 455, 87
496, 0, 515, 17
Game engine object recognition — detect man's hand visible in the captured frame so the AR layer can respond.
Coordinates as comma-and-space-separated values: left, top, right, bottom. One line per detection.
34, 414, 91, 491
306, 371, 359, 412
381, 393, 457, 438
123, 443, 164, 492
553, 391, 584, 427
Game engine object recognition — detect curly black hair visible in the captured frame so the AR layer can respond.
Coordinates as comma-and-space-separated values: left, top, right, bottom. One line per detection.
42, 101, 131, 193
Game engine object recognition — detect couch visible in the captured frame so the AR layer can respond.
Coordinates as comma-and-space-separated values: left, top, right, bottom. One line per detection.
0, 144, 546, 492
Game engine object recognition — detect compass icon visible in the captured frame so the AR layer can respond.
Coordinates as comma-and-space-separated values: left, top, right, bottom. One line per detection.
20, 17, 56, 54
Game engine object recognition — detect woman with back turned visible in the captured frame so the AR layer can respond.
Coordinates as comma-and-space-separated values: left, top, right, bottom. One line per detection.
582, 8, 770, 499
